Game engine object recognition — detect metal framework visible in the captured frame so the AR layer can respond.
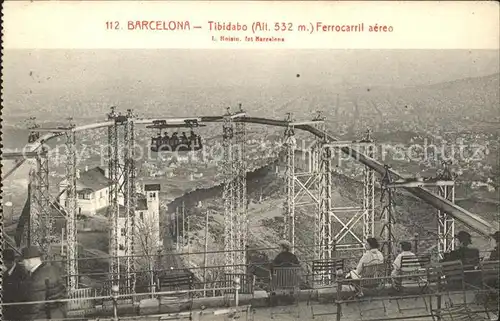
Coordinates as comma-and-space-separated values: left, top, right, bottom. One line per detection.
123, 109, 137, 291
383, 160, 456, 259
5, 109, 476, 302
436, 161, 456, 258
65, 120, 79, 292
362, 131, 376, 242
107, 108, 121, 286
29, 146, 54, 256
222, 108, 236, 271
281, 112, 331, 256
234, 104, 248, 269
222, 106, 247, 273
318, 131, 376, 256
104, 107, 137, 291
315, 112, 333, 261
379, 165, 396, 264
280, 114, 376, 281
282, 113, 296, 245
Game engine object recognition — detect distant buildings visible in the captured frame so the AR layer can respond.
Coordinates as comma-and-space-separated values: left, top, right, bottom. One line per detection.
58, 166, 162, 258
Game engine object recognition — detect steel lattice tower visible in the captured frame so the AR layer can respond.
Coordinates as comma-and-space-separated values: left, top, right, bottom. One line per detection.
65, 122, 79, 292
362, 130, 376, 241
222, 108, 236, 272
30, 147, 53, 256
28, 168, 40, 247
107, 107, 120, 285
379, 165, 396, 264
26, 120, 43, 250
281, 112, 324, 254
318, 146, 332, 261
221, 106, 247, 272
314, 112, 333, 262
282, 113, 296, 245
123, 109, 137, 291
437, 161, 456, 258
234, 104, 248, 271
323, 130, 376, 256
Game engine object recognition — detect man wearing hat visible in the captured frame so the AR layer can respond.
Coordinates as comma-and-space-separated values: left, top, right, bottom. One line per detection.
2, 248, 27, 320
487, 231, 499, 261
443, 230, 480, 267
18, 246, 67, 320
272, 240, 300, 267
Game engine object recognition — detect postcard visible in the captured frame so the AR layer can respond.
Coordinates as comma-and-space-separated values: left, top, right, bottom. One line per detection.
1, 1, 499, 320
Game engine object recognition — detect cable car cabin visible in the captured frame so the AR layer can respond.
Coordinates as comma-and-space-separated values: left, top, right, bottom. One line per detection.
150, 132, 203, 152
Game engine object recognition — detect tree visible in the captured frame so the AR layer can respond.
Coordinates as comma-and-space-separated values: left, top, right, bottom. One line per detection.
132, 211, 163, 295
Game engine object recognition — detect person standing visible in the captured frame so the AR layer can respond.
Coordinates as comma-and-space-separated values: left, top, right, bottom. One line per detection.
18, 246, 67, 320
2, 248, 27, 320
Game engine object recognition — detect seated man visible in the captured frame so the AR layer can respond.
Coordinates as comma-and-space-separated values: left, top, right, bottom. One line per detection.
162, 132, 170, 144
346, 237, 384, 280
170, 132, 179, 147
391, 241, 418, 289
180, 132, 189, 145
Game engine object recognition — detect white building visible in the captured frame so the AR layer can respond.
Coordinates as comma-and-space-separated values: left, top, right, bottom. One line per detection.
117, 183, 162, 257
59, 167, 162, 258
59, 166, 117, 216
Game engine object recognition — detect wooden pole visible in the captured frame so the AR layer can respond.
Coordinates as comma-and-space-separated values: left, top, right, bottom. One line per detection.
182, 202, 185, 249
187, 216, 191, 255
203, 210, 209, 296
176, 207, 179, 251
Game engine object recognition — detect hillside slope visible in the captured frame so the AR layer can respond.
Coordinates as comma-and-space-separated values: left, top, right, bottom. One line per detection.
165, 158, 461, 269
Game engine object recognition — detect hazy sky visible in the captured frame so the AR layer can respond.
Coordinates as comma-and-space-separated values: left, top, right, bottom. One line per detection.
4, 49, 499, 88
2, 49, 499, 120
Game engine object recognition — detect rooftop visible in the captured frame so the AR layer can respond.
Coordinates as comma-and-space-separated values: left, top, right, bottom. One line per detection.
75, 167, 113, 192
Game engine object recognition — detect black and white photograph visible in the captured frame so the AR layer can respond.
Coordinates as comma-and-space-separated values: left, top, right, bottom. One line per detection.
1, 2, 499, 321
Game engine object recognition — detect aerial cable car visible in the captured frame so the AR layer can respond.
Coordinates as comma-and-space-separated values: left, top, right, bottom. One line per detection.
148, 119, 205, 152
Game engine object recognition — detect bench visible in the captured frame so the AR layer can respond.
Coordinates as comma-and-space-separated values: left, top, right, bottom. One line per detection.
310, 258, 345, 287
223, 273, 256, 296
473, 260, 499, 320
431, 261, 491, 321
400, 254, 431, 271
394, 254, 431, 290
155, 270, 195, 312
478, 260, 499, 289
393, 255, 432, 313
269, 266, 302, 318
156, 270, 194, 292
308, 258, 345, 318
356, 263, 386, 294
334, 263, 388, 320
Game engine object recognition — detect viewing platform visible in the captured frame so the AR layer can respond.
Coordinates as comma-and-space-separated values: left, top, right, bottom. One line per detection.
63, 285, 496, 320
54, 260, 499, 321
